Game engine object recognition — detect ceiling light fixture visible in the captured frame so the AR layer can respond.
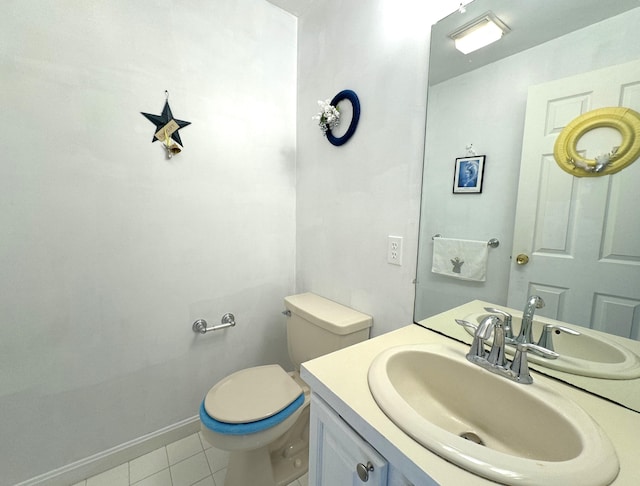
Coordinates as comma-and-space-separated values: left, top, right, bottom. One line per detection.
449, 12, 510, 54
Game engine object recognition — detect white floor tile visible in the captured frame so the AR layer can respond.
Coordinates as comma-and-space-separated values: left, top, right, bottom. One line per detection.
131, 468, 172, 486
204, 446, 230, 473
129, 447, 169, 483
212, 467, 226, 486
170, 452, 212, 486
192, 476, 215, 486
198, 431, 212, 450
86, 463, 129, 486
166, 433, 203, 465
76, 432, 312, 486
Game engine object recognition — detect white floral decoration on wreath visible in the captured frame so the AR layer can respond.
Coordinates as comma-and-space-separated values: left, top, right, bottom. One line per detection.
312, 99, 340, 135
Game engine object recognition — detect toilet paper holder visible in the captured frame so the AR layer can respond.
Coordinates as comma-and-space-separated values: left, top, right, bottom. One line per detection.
192, 313, 236, 334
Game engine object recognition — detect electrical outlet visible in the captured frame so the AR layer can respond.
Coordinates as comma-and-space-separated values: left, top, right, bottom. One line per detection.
387, 236, 403, 266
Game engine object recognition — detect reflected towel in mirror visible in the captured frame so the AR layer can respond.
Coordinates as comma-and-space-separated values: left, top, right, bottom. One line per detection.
431, 237, 488, 282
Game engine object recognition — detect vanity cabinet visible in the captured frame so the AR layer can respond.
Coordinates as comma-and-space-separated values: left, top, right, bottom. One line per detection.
302, 323, 640, 486
309, 393, 414, 486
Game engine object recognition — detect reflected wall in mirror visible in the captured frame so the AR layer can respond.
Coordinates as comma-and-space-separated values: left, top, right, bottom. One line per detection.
415, 0, 640, 412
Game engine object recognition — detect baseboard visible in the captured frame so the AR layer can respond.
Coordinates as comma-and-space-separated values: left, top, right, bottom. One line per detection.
14, 415, 201, 486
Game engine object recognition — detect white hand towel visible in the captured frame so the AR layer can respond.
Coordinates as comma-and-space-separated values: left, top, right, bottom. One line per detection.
431, 237, 488, 282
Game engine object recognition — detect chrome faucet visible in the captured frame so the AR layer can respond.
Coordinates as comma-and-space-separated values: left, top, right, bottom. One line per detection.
456, 313, 558, 384
485, 316, 508, 367
532, 323, 580, 358
463, 315, 502, 361
516, 295, 545, 344
483, 306, 513, 340
483, 300, 580, 358
456, 315, 507, 368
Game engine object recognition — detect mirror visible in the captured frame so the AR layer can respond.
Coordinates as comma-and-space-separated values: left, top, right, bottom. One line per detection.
415, 0, 640, 411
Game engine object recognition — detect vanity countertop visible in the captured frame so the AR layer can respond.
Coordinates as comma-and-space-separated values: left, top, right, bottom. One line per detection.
301, 308, 640, 485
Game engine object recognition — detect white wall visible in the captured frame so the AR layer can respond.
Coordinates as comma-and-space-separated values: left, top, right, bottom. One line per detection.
415, 9, 640, 319
295, 0, 459, 337
0, 1, 296, 484
0, 0, 481, 482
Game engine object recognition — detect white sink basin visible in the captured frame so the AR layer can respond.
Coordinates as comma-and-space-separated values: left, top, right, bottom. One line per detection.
463, 312, 640, 379
368, 343, 619, 486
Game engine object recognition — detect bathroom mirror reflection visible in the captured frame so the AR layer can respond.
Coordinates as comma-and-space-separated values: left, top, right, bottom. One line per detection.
414, 0, 640, 412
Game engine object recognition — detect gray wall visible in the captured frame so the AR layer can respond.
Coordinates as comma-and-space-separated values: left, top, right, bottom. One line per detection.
295, 0, 455, 337
1, 0, 480, 482
0, 1, 296, 484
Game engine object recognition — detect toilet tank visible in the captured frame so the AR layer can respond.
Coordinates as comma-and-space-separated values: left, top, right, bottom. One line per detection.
284, 292, 372, 370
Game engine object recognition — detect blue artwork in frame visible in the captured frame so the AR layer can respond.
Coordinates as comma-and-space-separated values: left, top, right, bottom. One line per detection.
453, 155, 486, 193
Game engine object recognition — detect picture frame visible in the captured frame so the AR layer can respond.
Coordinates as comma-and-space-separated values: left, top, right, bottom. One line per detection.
453, 155, 486, 193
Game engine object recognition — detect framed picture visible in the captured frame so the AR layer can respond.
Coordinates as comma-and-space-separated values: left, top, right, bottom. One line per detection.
453, 155, 486, 193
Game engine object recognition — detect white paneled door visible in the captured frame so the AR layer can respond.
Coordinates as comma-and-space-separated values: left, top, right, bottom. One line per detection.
508, 60, 640, 340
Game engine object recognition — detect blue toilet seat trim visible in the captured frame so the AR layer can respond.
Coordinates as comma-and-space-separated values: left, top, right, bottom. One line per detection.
200, 393, 305, 436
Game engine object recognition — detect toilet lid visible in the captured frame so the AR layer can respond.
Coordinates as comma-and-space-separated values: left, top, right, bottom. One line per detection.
204, 364, 302, 423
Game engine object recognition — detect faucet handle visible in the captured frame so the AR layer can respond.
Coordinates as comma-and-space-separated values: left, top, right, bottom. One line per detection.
455, 318, 478, 333
483, 307, 514, 339
457, 316, 502, 361
510, 342, 560, 384
455, 319, 485, 359
536, 324, 580, 354
486, 318, 508, 368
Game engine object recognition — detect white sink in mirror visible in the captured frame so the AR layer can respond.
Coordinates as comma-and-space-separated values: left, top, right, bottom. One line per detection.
368, 343, 619, 486
462, 312, 640, 379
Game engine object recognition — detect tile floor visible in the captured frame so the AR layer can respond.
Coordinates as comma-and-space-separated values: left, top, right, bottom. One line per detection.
73, 432, 308, 486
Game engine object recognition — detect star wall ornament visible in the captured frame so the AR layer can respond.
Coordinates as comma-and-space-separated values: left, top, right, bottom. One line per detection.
141, 91, 191, 158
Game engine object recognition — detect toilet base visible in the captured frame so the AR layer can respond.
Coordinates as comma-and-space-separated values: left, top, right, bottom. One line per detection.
225, 447, 276, 486
270, 405, 310, 486
223, 405, 310, 486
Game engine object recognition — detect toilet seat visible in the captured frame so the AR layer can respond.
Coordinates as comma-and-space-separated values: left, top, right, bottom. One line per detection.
200, 393, 304, 436
205, 364, 303, 423
200, 364, 304, 436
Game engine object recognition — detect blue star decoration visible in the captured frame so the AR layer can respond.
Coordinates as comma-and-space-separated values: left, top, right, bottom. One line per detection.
141, 100, 191, 146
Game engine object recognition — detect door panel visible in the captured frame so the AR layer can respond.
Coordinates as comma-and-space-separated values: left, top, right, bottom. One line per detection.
508, 60, 640, 339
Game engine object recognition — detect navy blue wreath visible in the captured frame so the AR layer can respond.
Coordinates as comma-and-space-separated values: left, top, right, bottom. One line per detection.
326, 90, 360, 146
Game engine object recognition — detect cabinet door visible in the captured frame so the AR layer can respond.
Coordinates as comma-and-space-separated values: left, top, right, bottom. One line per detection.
309, 393, 388, 486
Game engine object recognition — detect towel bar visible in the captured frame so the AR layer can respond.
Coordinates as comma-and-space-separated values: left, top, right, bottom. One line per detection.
432, 234, 499, 248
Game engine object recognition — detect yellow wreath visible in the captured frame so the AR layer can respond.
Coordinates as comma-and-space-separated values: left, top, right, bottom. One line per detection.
553, 107, 640, 177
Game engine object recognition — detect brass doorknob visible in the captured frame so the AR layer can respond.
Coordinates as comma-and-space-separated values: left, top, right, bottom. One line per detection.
516, 254, 529, 265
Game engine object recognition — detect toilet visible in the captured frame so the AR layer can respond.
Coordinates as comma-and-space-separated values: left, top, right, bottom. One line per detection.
199, 292, 372, 486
